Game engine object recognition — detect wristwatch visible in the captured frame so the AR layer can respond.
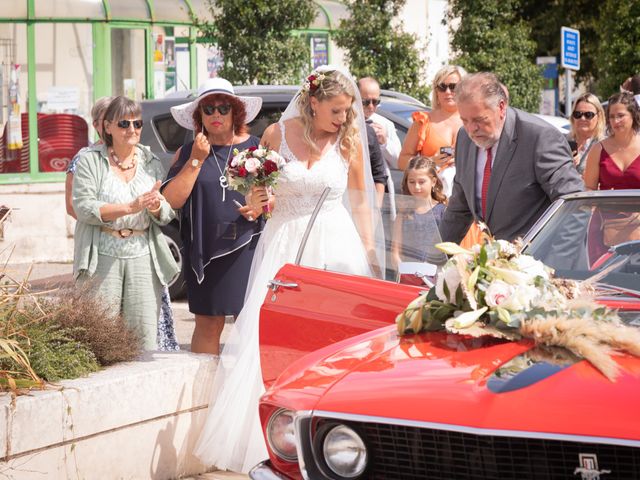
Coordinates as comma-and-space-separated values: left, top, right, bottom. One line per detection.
191, 158, 202, 168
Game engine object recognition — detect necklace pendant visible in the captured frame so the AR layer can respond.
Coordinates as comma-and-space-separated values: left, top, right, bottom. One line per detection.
219, 175, 228, 202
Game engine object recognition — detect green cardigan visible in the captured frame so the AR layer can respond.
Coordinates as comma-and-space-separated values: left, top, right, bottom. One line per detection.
71, 143, 179, 285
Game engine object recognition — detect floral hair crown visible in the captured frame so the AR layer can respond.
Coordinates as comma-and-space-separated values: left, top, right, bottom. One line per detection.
302, 71, 327, 95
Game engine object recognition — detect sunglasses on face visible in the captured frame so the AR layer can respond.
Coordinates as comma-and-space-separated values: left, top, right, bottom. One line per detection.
436, 82, 457, 92
572, 111, 597, 120
201, 104, 232, 116
362, 98, 381, 107
116, 119, 143, 129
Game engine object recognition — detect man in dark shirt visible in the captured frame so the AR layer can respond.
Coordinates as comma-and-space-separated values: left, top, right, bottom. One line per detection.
366, 122, 387, 209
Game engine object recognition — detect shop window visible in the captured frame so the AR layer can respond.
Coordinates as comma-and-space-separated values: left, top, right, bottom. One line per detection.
0, 23, 29, 175
111, 28, 146, 101
35, 23, 93, 173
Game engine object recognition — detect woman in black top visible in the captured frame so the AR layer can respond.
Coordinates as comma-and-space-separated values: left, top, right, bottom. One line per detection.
162, 78, 264, 354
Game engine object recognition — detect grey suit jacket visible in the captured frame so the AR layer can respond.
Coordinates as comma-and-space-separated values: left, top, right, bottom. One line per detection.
440, 107, 584, 243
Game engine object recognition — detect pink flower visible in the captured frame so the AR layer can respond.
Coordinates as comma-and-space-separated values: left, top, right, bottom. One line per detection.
244, 157, 261, 174
485, 280, 514, 308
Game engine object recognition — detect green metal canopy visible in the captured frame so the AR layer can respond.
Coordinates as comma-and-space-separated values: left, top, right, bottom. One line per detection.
0, 1, 345, 27
0, 0, 211, 24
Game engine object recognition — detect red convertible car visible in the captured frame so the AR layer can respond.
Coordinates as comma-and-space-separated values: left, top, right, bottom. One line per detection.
250, 190, 640, 480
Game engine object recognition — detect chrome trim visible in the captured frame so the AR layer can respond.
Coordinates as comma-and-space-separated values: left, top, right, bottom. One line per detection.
312, 410, 640, 448
560, 189, 640, 200
249, 461, 290, 480
268, 279, 299, 291
295, 187, 331, 265
293, 411, 315, 480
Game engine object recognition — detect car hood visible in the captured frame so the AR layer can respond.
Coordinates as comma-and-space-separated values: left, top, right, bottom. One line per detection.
274, 326, 640, 442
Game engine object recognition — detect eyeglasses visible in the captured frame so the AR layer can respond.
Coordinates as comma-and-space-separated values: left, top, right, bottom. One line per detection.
116, 119, 143, 129
362, 98, 381, 107
201, 104, 232, 116
572, 111, 597, 120
436, 83, 457, 92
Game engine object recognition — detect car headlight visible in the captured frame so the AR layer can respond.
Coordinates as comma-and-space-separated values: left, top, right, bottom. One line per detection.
322, 424, 368, 478
266, 408, 297, 461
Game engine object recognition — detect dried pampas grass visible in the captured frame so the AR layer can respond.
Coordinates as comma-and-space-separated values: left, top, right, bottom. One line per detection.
519, 315, 640, 381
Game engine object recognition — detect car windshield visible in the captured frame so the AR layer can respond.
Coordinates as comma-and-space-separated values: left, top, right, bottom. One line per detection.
522, 196, 640, 295
295, 189, 447, 286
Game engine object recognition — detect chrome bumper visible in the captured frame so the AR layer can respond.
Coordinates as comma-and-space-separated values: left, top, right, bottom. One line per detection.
249, 461, 290, 479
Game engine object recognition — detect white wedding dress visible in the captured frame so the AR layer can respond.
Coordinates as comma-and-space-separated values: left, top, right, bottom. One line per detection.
194, 121, 372, 473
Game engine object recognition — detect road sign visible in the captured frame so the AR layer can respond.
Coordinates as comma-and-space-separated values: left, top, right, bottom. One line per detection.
561, 27, 580, 71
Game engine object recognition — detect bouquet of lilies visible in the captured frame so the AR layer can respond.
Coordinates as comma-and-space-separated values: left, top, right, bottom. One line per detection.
226, 145, 285, 219
395, 235, 640, 381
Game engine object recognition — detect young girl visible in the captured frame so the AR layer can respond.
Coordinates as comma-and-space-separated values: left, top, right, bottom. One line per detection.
392, 156, 448, 280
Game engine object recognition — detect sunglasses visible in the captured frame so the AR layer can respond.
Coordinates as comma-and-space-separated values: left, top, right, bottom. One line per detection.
436, 83, 457, 92
116, 119, 143, 129
362, 98, 381, 107
201, 104, 232, 116
572, 111, 597, 120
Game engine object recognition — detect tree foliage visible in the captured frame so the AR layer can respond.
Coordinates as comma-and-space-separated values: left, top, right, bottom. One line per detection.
333, 0, 429, 103
196, 0, 316, 84
594, 0, 640, 98
519, 0, 598, 88
448, 0, 543, 112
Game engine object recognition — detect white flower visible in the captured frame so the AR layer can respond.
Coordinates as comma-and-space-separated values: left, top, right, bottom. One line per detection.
452, 307, 487, 329
513, 254, 549, 280
485, 280, 514, 307
496, 239, 518, 257
488, 265, 533, 286
244, 157, 261, 174
500, 284, 539, 312
435, 264, 462, 303
255, 146, 267, 158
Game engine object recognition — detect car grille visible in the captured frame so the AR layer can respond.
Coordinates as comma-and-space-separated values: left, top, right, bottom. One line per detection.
315, 419, 640, 480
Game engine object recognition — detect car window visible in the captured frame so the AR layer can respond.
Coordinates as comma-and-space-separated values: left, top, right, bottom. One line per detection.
294, 190, 446, 285
523, 197, 640, 293
248, 104, 286, 139
152, 113, 189, 153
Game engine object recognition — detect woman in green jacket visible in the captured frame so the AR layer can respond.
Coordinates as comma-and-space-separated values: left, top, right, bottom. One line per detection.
72, 96, 179, 350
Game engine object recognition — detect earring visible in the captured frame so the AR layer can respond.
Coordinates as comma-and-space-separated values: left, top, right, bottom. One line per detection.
311, 109, 316, 117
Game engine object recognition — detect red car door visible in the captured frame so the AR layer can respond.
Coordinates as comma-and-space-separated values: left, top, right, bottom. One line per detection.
259, 263, 422, 386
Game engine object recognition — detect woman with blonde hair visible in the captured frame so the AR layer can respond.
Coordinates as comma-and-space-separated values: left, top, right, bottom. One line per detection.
567, 93, 605, 174
398, 64, 467, 197
194, 66, 382, 473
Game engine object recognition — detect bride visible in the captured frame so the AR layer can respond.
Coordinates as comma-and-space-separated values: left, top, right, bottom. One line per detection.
193, 66, 383, 472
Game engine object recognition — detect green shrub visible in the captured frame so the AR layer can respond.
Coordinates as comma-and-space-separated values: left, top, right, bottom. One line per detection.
15, 322, 99, 382
0, 263, 142, 392
40, 285, 142, 366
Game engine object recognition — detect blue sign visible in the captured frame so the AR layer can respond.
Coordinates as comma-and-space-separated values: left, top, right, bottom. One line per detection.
561, 27, 580, 70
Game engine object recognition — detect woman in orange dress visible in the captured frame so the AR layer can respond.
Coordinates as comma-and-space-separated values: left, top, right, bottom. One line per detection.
398, 65, 466, 198
398, 65, 482, 247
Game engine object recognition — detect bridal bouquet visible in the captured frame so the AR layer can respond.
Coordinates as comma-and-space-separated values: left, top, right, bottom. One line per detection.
226, 145, 285, 219
395, 236, 640, 380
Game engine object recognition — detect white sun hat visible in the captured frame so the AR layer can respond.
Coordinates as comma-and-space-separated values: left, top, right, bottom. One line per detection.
170, 77, 263, 130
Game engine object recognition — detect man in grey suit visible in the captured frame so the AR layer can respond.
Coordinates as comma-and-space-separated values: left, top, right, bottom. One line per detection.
440, 72, 584, 243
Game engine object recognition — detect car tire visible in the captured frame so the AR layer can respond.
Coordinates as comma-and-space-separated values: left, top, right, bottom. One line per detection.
162, 222, 187, 300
